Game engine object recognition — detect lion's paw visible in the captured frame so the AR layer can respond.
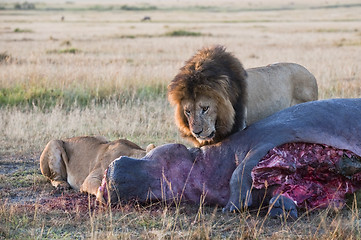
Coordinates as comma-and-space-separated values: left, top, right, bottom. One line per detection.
51, 180, 71, 190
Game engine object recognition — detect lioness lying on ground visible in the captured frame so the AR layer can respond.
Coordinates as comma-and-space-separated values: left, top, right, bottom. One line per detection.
40, 136, 154, 200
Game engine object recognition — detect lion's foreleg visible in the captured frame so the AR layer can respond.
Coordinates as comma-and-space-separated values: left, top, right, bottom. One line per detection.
80, 168, 103, 196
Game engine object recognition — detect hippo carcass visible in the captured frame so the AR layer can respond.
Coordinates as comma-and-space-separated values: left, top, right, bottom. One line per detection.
100, 98, 361, 218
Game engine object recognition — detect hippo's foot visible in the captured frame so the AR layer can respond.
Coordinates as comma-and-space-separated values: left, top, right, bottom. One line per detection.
223, 201, 240, 213
268, 195, 298, 220
223, 190, 253, 213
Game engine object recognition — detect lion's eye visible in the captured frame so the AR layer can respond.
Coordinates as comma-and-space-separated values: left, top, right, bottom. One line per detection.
184, 109, 191, 116
201, 106, 209, 113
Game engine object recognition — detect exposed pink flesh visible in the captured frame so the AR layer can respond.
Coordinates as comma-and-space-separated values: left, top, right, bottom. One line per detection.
98, 169, 108, 203
252, 143, 361, 210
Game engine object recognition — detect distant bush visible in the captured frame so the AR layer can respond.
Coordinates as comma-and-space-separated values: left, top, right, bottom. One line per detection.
14, 2, 35, 10
14, 28, 33, 33
120, 5, 157, 11
89, 5, 114, 11
0, 52, 11, 63
165, 30, 202, 37
119, 35, 136, 39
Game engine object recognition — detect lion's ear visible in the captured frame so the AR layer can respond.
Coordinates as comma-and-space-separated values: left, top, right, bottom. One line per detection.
218, 75, 230, 85
241, 68, 248, 79
168, 87, 183, 106
216, 98, 235, 136
217, 75, 240, 104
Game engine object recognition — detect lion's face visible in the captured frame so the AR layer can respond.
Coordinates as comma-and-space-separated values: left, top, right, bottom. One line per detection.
181, 95, 217, 143
168, 45, 247, 147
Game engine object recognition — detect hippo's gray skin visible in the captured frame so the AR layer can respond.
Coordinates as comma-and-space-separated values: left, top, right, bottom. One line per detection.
105, 98, 361, 217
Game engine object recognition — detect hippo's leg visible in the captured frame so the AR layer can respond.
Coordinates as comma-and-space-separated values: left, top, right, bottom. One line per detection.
268, 195, 298, 219
223, 161, 253, 212
224, 145, 274, 212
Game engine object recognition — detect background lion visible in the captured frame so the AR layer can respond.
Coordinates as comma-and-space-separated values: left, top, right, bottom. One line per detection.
168, 45, 318, 147
40, 136, 154, 201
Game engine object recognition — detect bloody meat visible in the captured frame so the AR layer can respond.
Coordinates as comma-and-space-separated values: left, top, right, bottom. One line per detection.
252, 142, 361, 210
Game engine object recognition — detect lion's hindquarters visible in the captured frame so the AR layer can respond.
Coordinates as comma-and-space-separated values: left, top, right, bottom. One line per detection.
39, 139, 70, 189
288, 64, 318, 105
246, 69, 292, 124
245, 63, 318, 125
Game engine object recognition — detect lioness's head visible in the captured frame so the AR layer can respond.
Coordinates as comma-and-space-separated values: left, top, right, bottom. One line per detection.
168, 45, 247, 147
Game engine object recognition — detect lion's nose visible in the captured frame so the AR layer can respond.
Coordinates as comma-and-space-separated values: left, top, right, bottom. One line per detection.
192, 129, 202, 136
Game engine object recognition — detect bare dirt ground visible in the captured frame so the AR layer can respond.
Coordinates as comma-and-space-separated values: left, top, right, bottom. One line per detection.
0, 153, 57, 204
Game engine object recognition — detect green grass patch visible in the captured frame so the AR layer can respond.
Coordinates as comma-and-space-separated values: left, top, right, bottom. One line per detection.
14, 28, 33, 33
0, 85, 167, 109
10, 169, 43, 188
46, 48, 81, 54
2, 167, 43, 188
315, 28, 358, 33
136, 83, 167, 97
165, 30, 203, 37
115, 34, 154, 39
0, 86, 63, 108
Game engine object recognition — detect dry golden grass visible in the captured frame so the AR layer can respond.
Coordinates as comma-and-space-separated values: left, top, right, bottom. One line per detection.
1, 0, 361, 238
0, 99, 183, 155
1, 0, 360, 97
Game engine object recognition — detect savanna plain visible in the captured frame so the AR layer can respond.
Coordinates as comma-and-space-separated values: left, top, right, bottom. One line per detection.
0, 0, 361, 239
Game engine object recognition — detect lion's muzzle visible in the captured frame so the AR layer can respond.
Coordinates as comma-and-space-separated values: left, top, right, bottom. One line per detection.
194, 130, 215, 141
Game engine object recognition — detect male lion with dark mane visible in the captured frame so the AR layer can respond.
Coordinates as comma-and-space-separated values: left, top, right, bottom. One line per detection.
168, 45, 318, 147
40, 136, 154, 201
